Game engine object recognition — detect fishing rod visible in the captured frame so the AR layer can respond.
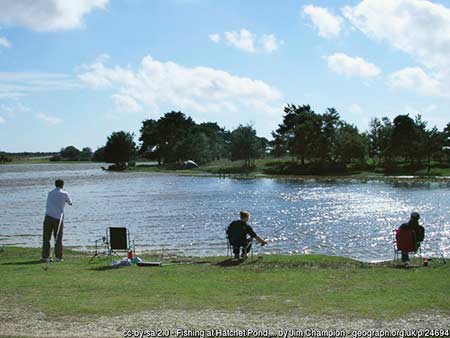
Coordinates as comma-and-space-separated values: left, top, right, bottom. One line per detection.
264, 223, 290, 243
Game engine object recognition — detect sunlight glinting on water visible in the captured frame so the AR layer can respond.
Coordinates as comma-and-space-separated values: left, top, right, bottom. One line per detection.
1, 164, 449, 262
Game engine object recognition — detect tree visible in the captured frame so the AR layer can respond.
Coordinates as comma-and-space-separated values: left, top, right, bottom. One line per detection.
104, 131, 136, 166
334, 122, 367, 164
0, 152, 12, 163
388, 114, 421, 163
230, 124, 264, 167
368, 117, 393, 164
92, 147, 105, 162
80, 147, 93, 161
139, 112, 230, 165
139, 111, 195, 164
443, 122, 450, 164
271, 104, 321, 164
319, 107, 340, 164
156, 111, 195, 163
422, 127, 444, 173
290, 111, 321, 164
139, 118, 160, 162
196, 122, 230, 160
60, 146, 81, 161
178, 127, 211, 164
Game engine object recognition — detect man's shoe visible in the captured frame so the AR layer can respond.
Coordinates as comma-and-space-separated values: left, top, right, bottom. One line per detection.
40, 257, 52, 263
403, 261, 410, 268
54, 258, 64, 262
233, 254, 239, 260
241, 252, 248, 260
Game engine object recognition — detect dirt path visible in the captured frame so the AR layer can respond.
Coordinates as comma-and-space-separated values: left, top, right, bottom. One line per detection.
1, 305, 449, 338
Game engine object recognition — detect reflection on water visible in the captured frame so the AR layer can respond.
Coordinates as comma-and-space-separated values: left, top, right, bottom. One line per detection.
1, 163, 449, 261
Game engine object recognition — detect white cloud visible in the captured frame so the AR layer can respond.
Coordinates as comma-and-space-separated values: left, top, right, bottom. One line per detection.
0, 116, 5, 124
261, 34, 281, 53
349, 103, 363, 114
96, 53, 111, 63
0, 72, 79, 99
78, 55, 282, 127
326, 53, 381, 78
208, 33, 221, 43
224, 29, 256, 53
0, 36, 11, 48
0, 0, 108, 32
35, 113, 62, 125
343, 0, 450, 71
343, 0, 450, 97
387, 67, 447, 97
220, 29, 281, 53
0, 102, 31, 118
112, 94, 143, 113
303, 5, 343, 38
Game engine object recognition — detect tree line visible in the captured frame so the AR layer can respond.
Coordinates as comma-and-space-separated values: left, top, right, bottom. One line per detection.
94, 106, 449, 174
139, 111, 267, 167
4, 104, 448, 175
76, 111, 266, 169
269, 105, 450, 174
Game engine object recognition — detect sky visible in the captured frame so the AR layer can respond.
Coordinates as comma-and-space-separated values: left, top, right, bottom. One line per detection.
0, 0, 449, 152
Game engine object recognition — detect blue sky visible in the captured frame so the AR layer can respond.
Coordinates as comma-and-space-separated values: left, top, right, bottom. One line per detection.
0, 0, 449, 152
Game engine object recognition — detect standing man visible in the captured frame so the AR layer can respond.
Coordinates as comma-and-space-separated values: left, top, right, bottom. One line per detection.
227, 211, 267, 259
41, 179, 72, 262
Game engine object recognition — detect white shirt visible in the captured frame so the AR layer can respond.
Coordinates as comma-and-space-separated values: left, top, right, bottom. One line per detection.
45, 188, 72, 220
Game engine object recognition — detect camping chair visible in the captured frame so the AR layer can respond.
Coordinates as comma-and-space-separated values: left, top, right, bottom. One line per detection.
393, 228, 421, 266
225, 228, 253, 259
106, 227, 135, 257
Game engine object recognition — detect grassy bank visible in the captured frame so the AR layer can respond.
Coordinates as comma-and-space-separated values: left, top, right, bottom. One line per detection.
1, 247, 449, 320
131, 159, 450, 181
4, 156, 450, 181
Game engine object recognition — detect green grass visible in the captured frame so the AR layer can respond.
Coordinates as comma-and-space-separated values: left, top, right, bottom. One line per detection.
130, 160, 450, 183
415, 167, 450, 176
1, 247, 449, 320
4, 156, 450, 180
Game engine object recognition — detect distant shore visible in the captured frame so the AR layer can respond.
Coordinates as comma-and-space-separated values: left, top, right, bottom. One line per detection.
3, 157, 450, 183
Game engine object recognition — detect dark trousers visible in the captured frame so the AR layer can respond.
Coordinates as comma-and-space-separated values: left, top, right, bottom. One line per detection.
42, 215, 64, 259
401, 252, 409, 262
232, 238, 252, 258
402, 242, 421, 262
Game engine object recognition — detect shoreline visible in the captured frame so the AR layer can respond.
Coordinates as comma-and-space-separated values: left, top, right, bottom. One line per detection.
130, 166, 450, 183
2, 244, 448, 263
3, 160, 450, 183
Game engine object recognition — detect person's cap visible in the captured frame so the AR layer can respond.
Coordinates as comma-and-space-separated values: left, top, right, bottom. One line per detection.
411, 212, 420, 219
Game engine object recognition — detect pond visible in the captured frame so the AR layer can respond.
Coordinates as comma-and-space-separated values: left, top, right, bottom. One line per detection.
1, 163, 449, 261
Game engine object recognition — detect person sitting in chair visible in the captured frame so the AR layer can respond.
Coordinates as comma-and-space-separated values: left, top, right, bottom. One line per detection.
227, 211, 267, 259
399, 212, 425, 266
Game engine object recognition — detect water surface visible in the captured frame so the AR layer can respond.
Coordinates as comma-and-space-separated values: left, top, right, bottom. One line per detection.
1, 163, 449, 261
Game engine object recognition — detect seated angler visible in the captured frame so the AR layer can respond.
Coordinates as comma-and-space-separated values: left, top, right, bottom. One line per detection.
227, 211, 267, 260
398, 212, 425, 266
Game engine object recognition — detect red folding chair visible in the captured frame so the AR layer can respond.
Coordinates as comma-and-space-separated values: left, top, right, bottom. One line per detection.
393, 228, 421, 266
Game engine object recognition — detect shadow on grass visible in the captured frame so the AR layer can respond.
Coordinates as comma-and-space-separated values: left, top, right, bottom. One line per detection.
215, 258, 260, 267
1, 260, 43, 266
392, 264, 421, 270
89, 264, 119, 271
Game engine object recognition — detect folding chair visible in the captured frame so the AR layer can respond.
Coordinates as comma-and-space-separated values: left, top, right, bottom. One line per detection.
226, 228, 253, 259
393, 228, 421, 266
106, 227, 134, 257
